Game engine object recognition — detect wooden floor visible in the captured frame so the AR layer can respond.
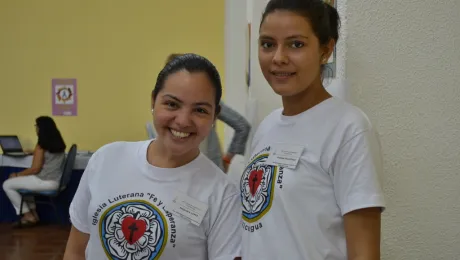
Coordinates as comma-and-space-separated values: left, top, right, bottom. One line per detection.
0, 223, 70, 260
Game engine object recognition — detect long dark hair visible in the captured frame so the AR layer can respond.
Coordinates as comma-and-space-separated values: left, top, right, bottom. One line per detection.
36, 116, 66, 153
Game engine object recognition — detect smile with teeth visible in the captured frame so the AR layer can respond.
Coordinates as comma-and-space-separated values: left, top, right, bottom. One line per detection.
170, 129, 191, 139
272, 71, 296, 77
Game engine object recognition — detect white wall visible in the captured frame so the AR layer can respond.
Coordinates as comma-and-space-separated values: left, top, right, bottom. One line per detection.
223, 0, 249, 182
347, 0, 460, 259
224, 0, 248, 121
225, 0, 460, 259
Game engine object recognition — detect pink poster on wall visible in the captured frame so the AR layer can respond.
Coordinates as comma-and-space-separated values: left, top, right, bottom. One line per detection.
52, 78, 77, 116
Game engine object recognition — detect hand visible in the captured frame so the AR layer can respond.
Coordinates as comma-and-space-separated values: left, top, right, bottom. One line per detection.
223, 161, 230, 173
222, 154, 233, 173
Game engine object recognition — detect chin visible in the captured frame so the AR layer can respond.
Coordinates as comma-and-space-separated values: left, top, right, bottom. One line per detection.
165, 138, 192, 151
270, 84, 298, 97
162, 142, 198, 159
169, 146, 194, 156
163, 130, 200, 155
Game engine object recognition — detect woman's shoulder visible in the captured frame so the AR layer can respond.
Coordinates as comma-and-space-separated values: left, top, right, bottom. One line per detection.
44, 150, 65, 157
193, 155, 239, 199
254, 108, 284, 132
86, 140, 148, 166
330, 98, 374, 134
95, 140, 147, 155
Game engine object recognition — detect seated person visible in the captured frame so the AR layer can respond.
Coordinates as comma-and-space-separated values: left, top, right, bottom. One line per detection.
2, 116, 66, 227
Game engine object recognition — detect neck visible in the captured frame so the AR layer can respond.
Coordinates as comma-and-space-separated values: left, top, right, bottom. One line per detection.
147, 140, 200, 168
281, 77, 332, 116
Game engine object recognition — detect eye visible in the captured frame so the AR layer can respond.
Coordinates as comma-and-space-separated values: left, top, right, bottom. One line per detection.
164, 101, 178, 109
291, 41, 304, 48
260, 41, 274, 49
195, 107, 209, 114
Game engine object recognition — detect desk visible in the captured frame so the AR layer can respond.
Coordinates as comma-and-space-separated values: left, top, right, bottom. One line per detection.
0, 154, 91, 224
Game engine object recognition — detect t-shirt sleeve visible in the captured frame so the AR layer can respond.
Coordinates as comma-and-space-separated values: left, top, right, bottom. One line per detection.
332, 129, 386, 215
69, 155, 96, 234
207, 192, 242, 260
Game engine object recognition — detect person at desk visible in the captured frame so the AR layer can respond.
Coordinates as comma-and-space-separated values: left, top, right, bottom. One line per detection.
165, 54, 251, 172
64, 54, 241, 260
2, 116, 66, 227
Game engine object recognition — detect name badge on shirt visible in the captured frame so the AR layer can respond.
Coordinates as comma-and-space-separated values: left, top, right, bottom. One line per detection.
266, 143, 304, 169
170, 191, 208, 226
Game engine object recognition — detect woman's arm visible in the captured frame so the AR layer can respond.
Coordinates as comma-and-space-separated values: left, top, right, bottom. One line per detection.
217, 103, 251, 164
332, 128, 385, 260
344, 207, 381, 260
63, 225, 90, 260
17, 145, 45, 176
207, 192, 242, 260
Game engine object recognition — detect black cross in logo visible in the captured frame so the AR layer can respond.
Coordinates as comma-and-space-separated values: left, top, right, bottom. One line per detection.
128, 222, 138, 243
252, 174, 258, 193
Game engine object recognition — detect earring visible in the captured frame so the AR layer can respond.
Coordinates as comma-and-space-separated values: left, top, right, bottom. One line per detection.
150, 108, 154, 113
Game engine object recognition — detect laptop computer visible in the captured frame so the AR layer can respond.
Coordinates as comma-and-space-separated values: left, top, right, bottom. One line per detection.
0, 135, 30, 157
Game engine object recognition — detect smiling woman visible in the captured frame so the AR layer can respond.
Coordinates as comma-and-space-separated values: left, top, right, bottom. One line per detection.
163, 53, 251, 172
63, 54, 241, 260
150, 54, 222, 167
240, 0, 385, 260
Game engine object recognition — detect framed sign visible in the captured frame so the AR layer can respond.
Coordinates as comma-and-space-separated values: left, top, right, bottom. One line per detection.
52, 78, 77, 116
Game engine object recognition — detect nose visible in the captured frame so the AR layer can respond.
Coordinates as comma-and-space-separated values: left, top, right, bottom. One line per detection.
272, 46, 288, 65
174, 111, 193, 128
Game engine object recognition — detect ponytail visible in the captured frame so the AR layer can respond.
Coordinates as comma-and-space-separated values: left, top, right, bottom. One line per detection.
324, 2, 340, 43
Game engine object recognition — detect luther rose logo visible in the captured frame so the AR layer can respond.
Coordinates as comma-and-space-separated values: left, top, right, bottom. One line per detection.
99, 200, 168, 260
241, 152, 277, 223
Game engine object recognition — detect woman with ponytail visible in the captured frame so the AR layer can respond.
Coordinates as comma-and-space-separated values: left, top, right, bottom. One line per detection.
240, 1, 385, 259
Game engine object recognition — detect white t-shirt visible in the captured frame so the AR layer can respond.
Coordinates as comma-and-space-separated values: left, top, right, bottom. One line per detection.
69, 140, 241, 260
240, 97, 385, 260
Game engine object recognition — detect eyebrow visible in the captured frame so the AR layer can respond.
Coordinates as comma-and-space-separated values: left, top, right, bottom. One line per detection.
259, 34, 309, 40
162, 94, 213, 108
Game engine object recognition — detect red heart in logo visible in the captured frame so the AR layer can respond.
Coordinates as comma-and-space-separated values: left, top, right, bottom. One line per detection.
249, 169, 264, 196
121, 216, 147, 244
